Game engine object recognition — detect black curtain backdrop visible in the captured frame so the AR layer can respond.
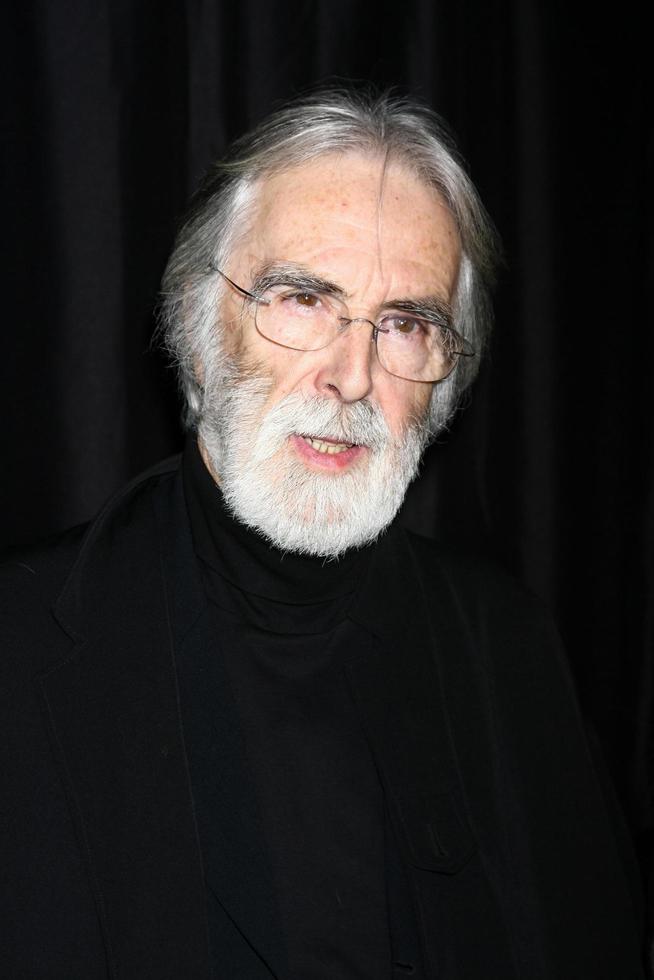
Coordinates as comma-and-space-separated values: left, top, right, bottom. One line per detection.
4, 0, 652, 940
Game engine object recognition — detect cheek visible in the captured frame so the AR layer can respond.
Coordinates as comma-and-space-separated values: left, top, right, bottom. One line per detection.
247, 345, 318, 401
382, 380, 432, 434
413, 383, 433, 419
216, 303, 245, 360
233, 328, 306, 405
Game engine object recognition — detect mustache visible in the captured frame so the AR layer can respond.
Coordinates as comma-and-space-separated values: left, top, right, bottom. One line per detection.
260, 392, 390, 451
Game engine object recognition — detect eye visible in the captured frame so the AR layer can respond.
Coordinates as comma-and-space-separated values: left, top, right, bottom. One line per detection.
397, 316, 419, 334
287, 291, 321, 308
385, 315, 425, 336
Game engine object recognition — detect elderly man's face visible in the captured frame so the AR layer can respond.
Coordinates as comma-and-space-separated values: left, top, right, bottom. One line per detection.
231, 153, 460, 441
199, 153, 462, 555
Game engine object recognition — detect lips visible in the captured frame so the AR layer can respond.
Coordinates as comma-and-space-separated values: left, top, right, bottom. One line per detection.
290, 433, 365, 470
301, 436, 355, 455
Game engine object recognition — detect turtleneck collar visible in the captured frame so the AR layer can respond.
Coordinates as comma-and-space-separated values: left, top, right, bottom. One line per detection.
182, 438, 374, 634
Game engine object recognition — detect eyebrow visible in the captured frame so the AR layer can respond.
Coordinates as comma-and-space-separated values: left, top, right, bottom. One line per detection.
251, 261, 454, 327
386, 297, 454, 328
251, 263, 347, 301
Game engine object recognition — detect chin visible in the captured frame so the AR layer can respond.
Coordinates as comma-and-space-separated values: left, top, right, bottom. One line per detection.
219, 449, 409, 558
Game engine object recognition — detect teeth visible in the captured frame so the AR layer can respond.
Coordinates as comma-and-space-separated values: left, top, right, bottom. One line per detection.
304, 436, 354, 455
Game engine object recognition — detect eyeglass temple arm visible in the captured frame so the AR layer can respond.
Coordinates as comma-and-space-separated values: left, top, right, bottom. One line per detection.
208, 264, 271, 306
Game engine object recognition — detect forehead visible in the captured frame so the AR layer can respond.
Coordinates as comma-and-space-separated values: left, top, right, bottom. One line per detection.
239, 152, 461, 297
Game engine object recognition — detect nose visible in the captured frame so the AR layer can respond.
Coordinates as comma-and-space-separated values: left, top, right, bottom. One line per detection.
313, 318, 377, 403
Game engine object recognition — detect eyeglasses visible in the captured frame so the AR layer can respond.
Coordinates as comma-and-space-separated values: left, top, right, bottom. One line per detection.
210, 265, 475, 383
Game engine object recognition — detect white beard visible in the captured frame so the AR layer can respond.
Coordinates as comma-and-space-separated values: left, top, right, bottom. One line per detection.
197, 359, 429, 558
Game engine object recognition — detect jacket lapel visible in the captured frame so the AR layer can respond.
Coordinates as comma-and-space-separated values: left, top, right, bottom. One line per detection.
40, 462, 211, 979
158, 468, 282, 977
347, 528, 517, 978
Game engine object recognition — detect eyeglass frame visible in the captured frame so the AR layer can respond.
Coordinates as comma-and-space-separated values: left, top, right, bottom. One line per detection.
208, 263, 475, 383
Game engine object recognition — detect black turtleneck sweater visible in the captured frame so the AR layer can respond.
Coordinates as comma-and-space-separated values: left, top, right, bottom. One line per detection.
178, 439, 394, 979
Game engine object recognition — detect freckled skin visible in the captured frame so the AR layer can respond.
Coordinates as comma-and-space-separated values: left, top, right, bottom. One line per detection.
222, 152, 461, 458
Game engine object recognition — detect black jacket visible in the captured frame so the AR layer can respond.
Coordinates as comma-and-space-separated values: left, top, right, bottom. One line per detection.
0, 456, 645, 978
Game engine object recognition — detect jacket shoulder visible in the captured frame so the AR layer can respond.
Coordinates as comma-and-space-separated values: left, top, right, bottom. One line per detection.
0, 456, 181, 658
0, 523, 87, 603
404, 528, 545, 613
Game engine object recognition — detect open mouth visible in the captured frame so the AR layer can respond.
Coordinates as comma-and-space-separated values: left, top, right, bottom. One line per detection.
300, 435, 355, 456
290, 433, 366, 470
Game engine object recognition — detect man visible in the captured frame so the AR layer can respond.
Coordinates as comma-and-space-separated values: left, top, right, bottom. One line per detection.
1, 90, 645, 978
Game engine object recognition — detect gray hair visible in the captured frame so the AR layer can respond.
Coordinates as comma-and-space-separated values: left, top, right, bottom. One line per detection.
159, 87, 500, 434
